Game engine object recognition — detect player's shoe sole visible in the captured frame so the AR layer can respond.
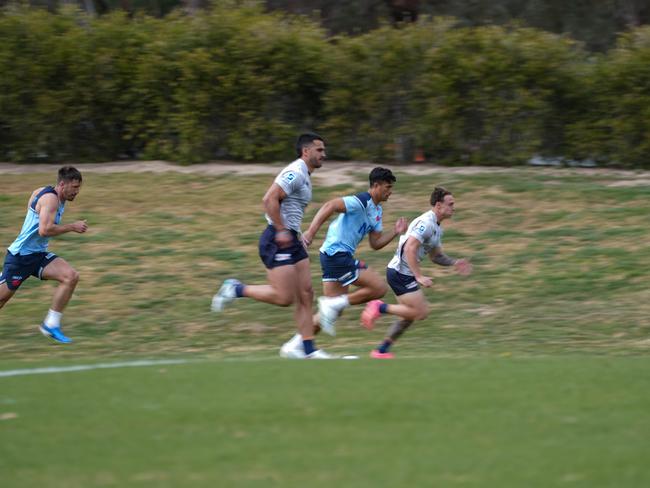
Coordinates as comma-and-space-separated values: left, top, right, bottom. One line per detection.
39, 324, 72, 344
370, 349, 394, 359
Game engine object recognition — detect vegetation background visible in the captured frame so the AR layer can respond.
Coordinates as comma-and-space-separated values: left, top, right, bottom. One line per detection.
1, 1, 650, 166
1, 166, 649, 487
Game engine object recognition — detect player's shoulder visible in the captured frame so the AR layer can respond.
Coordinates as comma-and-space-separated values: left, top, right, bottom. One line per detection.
30, 186, 56, 206
280, 159, 308, 178
411, 211, 435, 233
350, 191, 372, 207
276, 160, 306, 186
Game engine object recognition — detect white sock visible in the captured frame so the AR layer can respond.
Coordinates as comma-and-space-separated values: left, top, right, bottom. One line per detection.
44, 309, 62, 329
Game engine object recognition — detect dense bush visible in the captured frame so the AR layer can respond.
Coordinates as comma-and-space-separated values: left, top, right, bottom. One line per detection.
566, 27, 650, 167
0, 3, 649, 167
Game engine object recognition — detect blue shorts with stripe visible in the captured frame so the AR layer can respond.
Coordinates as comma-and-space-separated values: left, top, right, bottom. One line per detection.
0, 251, 58, 291
386, 267, 420, 296
258, 225, 308, 269
320, 252, 367, 287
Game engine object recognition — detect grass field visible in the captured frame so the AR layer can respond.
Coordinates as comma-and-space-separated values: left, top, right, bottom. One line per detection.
1, 165, 649, 487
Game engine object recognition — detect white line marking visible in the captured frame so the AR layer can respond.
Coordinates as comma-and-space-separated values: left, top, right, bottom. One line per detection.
0, 359, 191, 378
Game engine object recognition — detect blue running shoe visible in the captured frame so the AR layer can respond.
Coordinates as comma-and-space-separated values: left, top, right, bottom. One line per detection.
39, 324, 73, 344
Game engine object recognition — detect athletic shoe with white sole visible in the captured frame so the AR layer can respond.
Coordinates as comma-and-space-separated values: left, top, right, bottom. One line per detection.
317, 296, 340, 336
211, 278, 241, 312
280, 333, 304, 358
306, 349, 337, 359
39, 324, 72, 344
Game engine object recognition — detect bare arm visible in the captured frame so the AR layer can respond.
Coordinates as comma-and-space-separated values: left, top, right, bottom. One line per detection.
430, 245, 472, 275
368, 216, 408, 250
404, 236, 432, 287
37, 194, 87, 237
302, 197, 346, 247
262, 183, 292, 247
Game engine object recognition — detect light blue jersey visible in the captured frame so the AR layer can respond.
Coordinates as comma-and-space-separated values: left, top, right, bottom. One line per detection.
8, 186, 65, 255
320, 192, 383, 256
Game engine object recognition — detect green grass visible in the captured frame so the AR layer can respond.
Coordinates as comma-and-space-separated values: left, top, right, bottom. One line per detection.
1, 357, 649, 487
0, 168, 648, 358
1, 167, 649, 486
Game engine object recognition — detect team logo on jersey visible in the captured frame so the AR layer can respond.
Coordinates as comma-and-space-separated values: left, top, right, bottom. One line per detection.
282, 172, 296, 183
414, 221, 426, 234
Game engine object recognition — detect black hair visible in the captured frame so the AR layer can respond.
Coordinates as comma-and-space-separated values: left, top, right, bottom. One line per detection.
296, 132, 324, 158
57, 166, 82, 183
369, 167, 396, 186
430, 186, 452, 206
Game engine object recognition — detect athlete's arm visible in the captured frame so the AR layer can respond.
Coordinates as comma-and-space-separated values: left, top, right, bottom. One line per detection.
368, 216, 408, 250
430, 246, 472, 275
37, 194, 87, 237
404, 236, 433, 287
262, 183, 292, 247
302, 197, 346, 247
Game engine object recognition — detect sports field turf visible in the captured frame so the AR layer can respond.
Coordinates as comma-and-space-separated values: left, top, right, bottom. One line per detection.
1, 166, 649, 486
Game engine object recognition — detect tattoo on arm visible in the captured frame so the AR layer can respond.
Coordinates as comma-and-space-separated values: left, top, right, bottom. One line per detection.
433, 253, 456, 267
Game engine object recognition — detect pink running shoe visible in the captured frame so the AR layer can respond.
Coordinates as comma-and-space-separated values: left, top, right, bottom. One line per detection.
361, 299, 384, 330
370, 349, 395, 359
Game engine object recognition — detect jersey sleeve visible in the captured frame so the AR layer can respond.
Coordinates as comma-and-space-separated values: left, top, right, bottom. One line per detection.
407, 219, 432, 243
274, 168, 304, 196
342, 195, 364, 214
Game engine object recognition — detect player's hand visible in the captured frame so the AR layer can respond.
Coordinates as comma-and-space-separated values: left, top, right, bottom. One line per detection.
394, 217, 408, 235
275, 229, 293, 248
455, 258, 473, 276
301, 230, 314, 247
416, 275, 433, 287
72, 220, 88, 233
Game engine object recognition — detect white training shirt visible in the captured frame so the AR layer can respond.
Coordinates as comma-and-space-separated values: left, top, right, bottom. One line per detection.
387, 210, 442, 276
265, 158, 312, 232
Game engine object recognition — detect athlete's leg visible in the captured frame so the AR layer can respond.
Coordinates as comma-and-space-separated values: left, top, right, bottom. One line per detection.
0, 283, 16, 310
361, 288, 428, 329
293, 258, 314, 339
37, 257, 77, 343
386, 289, 429, 322
369, 290, 427, 357
41, 257, 80, 313
241, 264, 296, 306
347, 267, 388, 305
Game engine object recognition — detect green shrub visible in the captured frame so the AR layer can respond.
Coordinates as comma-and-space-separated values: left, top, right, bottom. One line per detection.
0, 4, 649, 167
567, 27, 650, 168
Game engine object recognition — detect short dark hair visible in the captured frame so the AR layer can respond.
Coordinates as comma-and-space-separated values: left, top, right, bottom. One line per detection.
369, 167, 396, 186
58, 166, 82, 183
296, 132, 324, 158
430, 186, 451, 206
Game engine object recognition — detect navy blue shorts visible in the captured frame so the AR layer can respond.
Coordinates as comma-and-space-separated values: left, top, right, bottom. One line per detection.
258, 226, 309, 269
320, 252, 366, 286
0, 251, 58, 290
386, 267, 420, 296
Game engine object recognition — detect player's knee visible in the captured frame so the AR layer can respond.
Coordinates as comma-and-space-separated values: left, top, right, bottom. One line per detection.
299, 284, 314, 305
63, 269, 80, 286
276, 294, 293, 307
415, 307, 429, 321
